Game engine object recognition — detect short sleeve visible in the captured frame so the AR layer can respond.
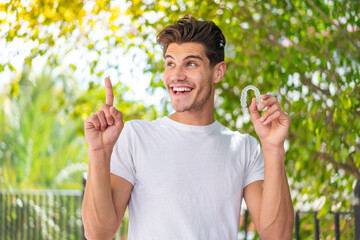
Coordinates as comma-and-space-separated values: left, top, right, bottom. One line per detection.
110, 121, 136, 185
243, 136, 264, 188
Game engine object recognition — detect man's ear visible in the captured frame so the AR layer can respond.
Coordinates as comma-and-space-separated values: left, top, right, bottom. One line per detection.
212, 61, 226, 84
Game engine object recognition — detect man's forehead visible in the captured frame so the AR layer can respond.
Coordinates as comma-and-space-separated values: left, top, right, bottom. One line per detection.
165, 42, 207, 58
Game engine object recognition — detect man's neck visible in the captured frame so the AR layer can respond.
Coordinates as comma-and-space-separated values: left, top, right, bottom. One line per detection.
168, 110, 215, 126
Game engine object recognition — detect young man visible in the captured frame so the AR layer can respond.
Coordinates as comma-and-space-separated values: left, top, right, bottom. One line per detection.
82, 15, 294, 240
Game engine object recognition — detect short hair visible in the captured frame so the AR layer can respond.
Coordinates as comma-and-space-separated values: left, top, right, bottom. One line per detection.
157, 14, 226, 68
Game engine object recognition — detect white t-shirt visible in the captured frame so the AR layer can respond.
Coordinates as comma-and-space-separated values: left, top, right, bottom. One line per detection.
110, 117, 264, 240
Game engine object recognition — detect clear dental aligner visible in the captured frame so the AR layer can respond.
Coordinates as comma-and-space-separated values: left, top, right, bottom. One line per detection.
241, 85, 262, 109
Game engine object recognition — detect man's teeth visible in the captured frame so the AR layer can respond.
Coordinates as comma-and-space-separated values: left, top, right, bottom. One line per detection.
173, 87, 192, 92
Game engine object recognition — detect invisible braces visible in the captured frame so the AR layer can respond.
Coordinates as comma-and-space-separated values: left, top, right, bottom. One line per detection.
241, 85, 262, 108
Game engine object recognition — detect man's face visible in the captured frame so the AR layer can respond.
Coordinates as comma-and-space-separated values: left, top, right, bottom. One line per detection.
163, 42, 215, 113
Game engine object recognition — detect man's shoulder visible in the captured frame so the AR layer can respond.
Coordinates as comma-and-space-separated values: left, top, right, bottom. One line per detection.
123, 117, 165, 131
216, 122, 258, 145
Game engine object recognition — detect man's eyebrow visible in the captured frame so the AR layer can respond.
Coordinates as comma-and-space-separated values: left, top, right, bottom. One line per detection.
184, 55, 203, 61
164, 54, 204, 61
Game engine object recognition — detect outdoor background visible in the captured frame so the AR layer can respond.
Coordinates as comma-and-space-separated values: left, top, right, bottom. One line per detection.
0, 0, 359, 239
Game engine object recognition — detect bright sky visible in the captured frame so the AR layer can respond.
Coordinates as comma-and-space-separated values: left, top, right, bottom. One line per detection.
0, 0, 168, 110
0, 43, 167, 110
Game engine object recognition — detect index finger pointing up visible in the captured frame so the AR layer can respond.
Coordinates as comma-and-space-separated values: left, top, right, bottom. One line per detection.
104, 77, 114, 105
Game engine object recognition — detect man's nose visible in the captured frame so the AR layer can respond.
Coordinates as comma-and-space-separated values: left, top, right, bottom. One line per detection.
170, 66, 186, 82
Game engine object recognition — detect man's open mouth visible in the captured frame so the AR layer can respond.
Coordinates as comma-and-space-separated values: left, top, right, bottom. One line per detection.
171, 87, 194, 95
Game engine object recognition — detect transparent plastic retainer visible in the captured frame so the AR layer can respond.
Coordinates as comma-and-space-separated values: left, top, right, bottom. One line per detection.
241, 85, 262, 110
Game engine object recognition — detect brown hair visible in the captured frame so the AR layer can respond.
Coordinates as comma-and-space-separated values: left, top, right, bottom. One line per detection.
157, 14, 226, 68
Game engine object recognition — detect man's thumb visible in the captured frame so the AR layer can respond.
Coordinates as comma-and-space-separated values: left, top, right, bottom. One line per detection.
249, 98, 261, 123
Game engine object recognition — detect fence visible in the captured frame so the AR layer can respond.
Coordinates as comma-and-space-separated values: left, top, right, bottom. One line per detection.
1, 188, 359, 240
0, 189, 84, 240
294, 210, 356, 240
0, 188, 130, 240
240, 209, 357, 240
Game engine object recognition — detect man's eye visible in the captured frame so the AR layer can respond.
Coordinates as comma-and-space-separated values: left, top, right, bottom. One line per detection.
166, 62, 175, 67
187, 62, 197, 67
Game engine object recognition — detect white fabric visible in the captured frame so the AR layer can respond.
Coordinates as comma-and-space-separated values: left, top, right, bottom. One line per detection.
110, 116, 264, 240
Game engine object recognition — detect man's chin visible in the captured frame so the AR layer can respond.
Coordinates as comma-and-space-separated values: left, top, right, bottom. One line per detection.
173, 107, 189, 113
172, 104, 191, 113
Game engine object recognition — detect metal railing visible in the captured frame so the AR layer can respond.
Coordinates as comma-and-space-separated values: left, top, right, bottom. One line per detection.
1, 188, 359, 240
293, 210, 356, 240
239, 209, 357, 240
0, 189, 83, 240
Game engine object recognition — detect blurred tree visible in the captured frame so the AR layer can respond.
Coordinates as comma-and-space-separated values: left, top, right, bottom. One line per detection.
0, 67, 87, 189
1, 0, 359, 222
125, 0, 360, 216
0, 65, 157, 189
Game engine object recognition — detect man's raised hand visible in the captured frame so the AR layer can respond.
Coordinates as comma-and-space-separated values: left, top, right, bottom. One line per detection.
84, 78, 124, 153
249, 94, 290, 149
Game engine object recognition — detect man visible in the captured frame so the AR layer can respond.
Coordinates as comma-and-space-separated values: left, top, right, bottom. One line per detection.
82, 15, 294, 240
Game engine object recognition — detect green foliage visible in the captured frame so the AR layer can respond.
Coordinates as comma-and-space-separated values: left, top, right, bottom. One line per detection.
124, 0, 360, 214
1, 0, 360, 238
0, 69, 87, 189
0, 66, 158, 190
1, 0, 127, 78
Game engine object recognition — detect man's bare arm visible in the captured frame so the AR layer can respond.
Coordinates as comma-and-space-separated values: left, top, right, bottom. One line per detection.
244, 147, 294, 239
82, 78, 133, 239
82, 150, 133, 239
245, 95, 294, 239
